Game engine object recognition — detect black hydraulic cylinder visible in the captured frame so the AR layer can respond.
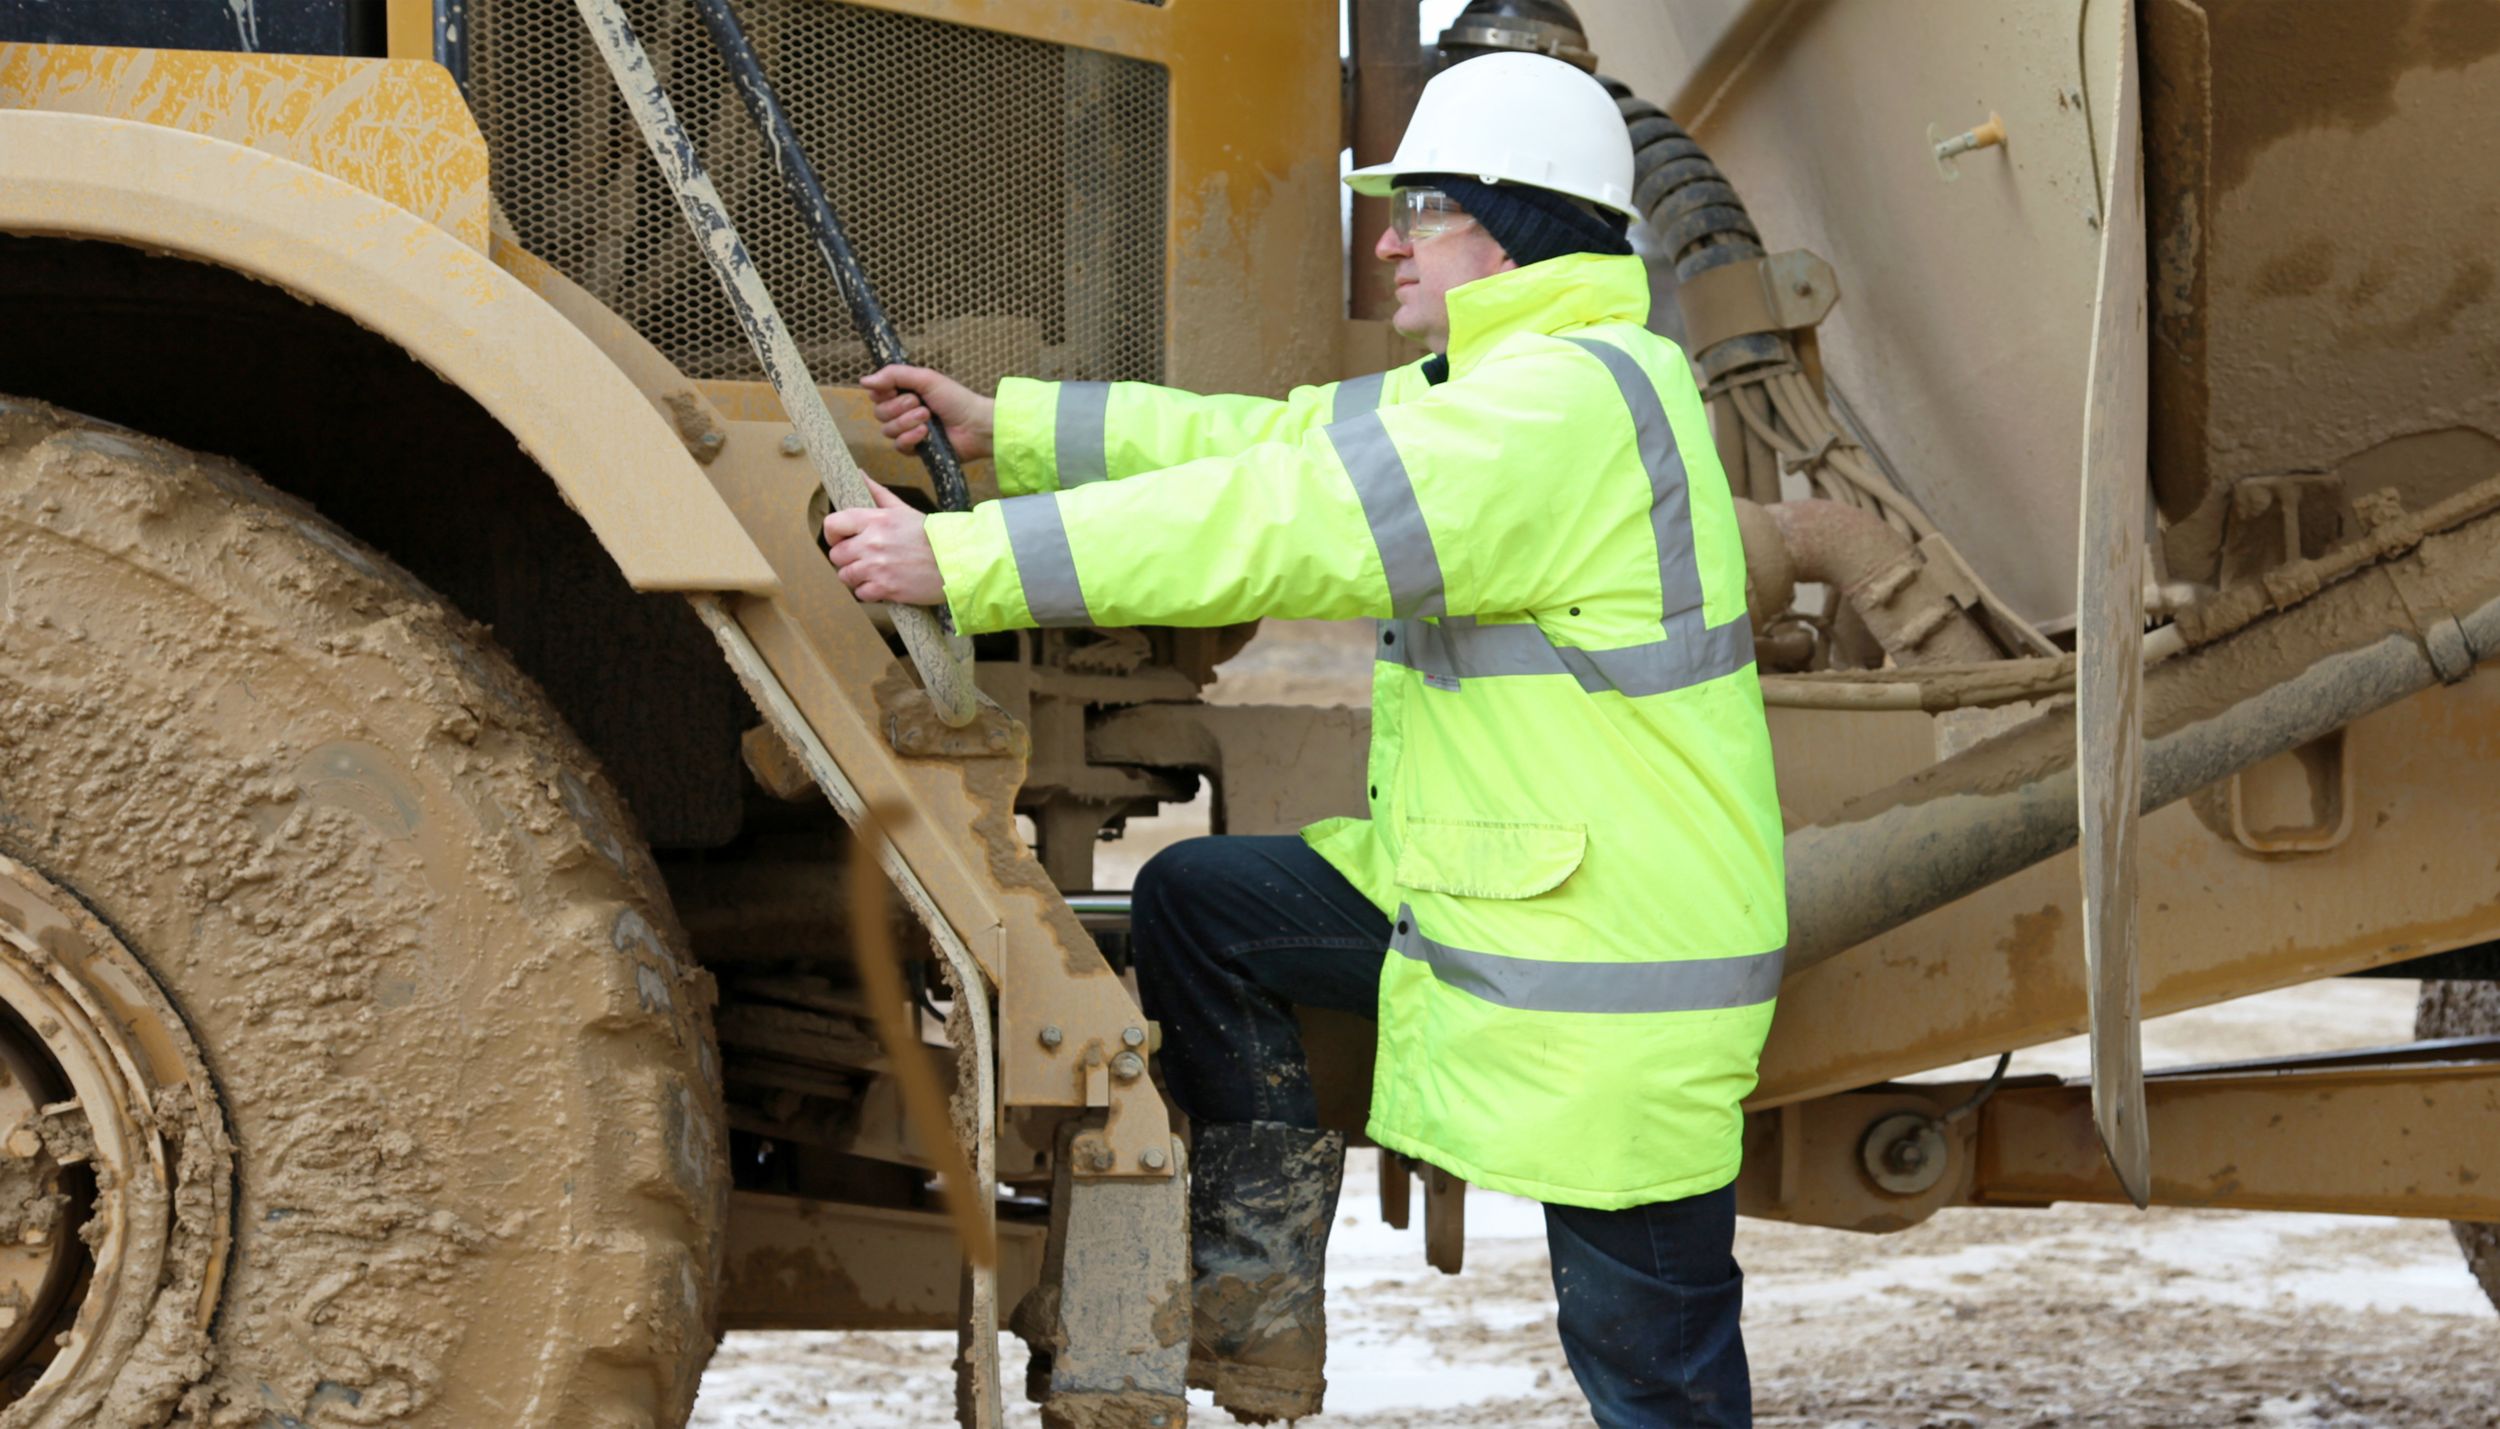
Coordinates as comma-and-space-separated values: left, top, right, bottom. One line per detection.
691, 0, 973, 512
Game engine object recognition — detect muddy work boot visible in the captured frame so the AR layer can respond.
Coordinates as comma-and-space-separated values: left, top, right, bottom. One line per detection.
1187, 1122, 1347, 1424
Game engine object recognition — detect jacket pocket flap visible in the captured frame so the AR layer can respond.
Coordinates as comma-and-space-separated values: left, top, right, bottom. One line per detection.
1394, 817, 1587, 900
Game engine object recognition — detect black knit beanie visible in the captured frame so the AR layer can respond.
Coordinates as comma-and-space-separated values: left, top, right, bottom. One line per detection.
1402, 172, 1631, 268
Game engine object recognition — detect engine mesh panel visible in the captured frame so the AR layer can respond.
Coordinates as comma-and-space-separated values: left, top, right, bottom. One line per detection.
471, 1, 1169, 392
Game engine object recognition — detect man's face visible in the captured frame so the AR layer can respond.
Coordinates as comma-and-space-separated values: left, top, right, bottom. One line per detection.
1377, 194, 1515, 354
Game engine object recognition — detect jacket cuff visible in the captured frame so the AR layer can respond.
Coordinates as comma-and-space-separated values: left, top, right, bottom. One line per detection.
925, 507, 1033, 634
991, 377, 1059, 496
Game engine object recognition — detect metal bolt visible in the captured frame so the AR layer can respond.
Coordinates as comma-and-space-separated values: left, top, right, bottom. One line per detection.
1860, 1112, 1950, 1195
1121, 1026, 1146, 1048
1084, 1140, 1116, 1172
3, 1126, 39, 1160
1111, 1050, 1146, 1082
1141, 1147, 1168, 1171
779, 432, 805, 456
1039, 1025, 1063, 1049
1933, 110, 2007, 164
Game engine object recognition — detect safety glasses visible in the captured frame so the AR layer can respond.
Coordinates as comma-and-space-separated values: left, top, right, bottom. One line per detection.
1391, 187, 1480, 245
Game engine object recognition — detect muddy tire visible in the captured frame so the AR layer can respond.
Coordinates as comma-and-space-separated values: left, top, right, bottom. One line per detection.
2416, 978, 2500, 1313
0, 398, 725, 1424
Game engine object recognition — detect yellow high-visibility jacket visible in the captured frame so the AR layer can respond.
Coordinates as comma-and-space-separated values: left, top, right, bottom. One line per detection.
926, 253, 1784, 1209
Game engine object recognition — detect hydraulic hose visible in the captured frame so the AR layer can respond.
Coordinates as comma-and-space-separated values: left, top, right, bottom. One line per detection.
1604, 79, 1788, 385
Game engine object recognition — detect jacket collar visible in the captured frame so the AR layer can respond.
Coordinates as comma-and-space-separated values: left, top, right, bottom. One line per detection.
1442, 252, 1651, 380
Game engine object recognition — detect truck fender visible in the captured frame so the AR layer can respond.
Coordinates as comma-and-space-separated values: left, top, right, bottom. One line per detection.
0, 109, 777, 594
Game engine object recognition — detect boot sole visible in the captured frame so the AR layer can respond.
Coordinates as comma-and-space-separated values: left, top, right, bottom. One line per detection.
1189, 1361, 1327, 1425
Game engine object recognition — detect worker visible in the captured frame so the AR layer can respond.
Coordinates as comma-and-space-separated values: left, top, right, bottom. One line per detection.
825, 51, 1784, 1429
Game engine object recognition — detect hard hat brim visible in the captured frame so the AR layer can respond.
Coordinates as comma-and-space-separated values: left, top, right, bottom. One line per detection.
1343, 162, 1401, 198
1342, 161, 1640, 222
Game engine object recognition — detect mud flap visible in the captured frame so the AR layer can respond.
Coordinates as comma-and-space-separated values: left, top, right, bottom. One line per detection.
2074, 0, 2152, 1207
1013, 1121, 1190, 1429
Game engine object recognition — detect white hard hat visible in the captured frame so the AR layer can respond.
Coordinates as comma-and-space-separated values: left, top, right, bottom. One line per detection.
1346, 51, 1637, 221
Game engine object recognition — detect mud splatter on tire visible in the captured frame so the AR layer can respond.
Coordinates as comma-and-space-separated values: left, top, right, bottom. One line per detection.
0, 398, 726, 1425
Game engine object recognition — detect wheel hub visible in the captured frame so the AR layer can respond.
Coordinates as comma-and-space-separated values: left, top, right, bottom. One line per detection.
0, 1021, 79, 1371
0, 853, 232, 1415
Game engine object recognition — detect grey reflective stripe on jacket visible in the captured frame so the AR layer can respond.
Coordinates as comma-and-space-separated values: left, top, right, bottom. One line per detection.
1056, 381, 1112, 486
1564, 338, 1709, 638
1391, 904, 1783, 1014
1378, 614, 1752, 697
1327, 411, 1447, 619
1332, 369, 1389, 423
1372, 334, 1753, 695
999, 493, 1092, 625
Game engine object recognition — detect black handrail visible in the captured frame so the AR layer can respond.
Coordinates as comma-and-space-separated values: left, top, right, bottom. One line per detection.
692, 0, 975, 512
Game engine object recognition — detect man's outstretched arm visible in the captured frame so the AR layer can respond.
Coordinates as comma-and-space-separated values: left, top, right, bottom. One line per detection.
831, 370, 1605, 633
863, 361, 1431, 498
821, 435, 1390, 625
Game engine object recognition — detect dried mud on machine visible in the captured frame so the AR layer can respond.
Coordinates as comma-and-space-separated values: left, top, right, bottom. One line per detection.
0, 0, 2497, 1424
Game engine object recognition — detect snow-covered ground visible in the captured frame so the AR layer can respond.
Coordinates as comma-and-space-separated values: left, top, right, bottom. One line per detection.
693, 624, 2495, 1426
692, 978, 2492, 1428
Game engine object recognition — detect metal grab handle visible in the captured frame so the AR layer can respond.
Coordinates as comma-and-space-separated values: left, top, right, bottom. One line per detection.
573, 0, 978, 726
691, 0, 974, 514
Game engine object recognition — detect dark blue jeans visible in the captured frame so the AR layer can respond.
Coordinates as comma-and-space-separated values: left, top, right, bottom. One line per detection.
1131, 834, 1752, 1428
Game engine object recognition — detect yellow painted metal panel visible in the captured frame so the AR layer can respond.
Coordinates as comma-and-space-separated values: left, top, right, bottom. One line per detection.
385, 0, 436, 61
836, 0, 1342, 396
0, 42, 490, 252
1159, 0, 1342, 394
0, 111, 778, 594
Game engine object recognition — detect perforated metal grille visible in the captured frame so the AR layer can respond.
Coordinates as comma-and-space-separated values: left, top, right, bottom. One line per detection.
470, 1, 1168, 392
